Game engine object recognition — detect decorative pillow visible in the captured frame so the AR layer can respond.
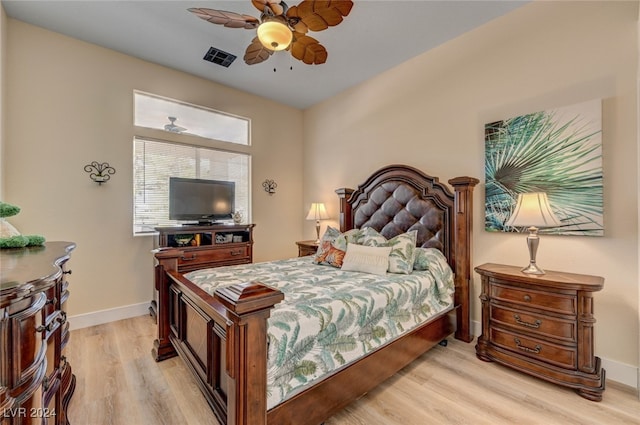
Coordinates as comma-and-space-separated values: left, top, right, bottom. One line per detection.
314, 241, 346, 268
386, 230, 417, 274
333, 228, 366, 251
341, 243, 392, 276
361, 227, 387, 247
413, 247, 431, 270
362, 228, 417, 274
313, 226, 342, 266
414, 247, 450, 271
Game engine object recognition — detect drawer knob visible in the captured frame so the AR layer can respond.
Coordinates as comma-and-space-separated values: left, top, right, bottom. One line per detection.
230, 250, 243, 256
514, 314, 541, 329
181, 254, 197, 261
514, 338, 541, 354
523, 294, 532, 302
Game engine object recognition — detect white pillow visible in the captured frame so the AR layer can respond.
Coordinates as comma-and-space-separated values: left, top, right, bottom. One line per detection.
341, 243, 392, 276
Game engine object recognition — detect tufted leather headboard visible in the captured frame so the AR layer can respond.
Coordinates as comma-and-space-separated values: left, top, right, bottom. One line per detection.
337, 165, 472, 264
336, 164, 478, 341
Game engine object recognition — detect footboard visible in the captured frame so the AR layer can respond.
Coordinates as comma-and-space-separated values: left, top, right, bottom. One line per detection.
152, 249, 283, 425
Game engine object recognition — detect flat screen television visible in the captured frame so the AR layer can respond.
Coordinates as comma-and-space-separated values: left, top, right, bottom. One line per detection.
169, 177, 235, 225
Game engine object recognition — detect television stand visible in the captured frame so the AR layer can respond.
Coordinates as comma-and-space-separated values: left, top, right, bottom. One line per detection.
150, 223, 255, 321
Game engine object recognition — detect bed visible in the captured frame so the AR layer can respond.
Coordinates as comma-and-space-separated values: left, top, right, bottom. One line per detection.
152, 164, 478, 425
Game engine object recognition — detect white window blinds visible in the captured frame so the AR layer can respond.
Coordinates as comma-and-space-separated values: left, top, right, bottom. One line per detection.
133, 138, 251, 235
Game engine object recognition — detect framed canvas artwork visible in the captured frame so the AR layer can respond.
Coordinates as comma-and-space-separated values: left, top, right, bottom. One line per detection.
485, 99, 603, 236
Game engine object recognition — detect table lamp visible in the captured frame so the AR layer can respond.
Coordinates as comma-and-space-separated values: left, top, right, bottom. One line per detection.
505, 192, 560, 275
306, 203, 329, 243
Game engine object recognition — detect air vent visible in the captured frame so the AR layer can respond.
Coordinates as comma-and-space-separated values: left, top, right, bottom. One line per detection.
203, 47, 236, 68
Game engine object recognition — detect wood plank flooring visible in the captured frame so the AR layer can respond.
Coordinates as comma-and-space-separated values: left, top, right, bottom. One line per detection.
65, 315, 639, 425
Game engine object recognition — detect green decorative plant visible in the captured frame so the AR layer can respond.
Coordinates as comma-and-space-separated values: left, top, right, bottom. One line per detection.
0, 201, 46, 248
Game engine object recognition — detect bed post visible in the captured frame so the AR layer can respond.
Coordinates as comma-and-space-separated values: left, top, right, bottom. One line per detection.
152, 249, 180, 361
215, 283, 284, 425
336, 188, 354, 232
448, 177, 479, 343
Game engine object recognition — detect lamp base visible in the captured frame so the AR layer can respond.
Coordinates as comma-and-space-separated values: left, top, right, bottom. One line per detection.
315, 220, 321, 244
521, 262, 545, 275
521, 226, 545, 275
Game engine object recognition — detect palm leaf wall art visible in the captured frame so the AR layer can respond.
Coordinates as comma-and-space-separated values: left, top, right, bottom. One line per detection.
485, 99, 603, 236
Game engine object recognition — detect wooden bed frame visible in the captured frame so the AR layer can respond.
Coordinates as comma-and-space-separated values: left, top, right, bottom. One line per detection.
152, 164, 478, 425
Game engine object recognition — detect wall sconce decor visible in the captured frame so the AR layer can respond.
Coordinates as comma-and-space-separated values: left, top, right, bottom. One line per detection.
262, 179, 277, 195
84, 161, 116, 185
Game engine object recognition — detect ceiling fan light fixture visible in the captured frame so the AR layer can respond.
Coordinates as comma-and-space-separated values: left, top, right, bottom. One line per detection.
257, 18, 292, 51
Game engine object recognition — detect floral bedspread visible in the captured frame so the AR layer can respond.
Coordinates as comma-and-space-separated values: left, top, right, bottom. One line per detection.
185, 251, 454, 410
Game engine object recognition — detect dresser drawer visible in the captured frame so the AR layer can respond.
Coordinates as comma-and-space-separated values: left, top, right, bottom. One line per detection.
490, 327, 576, 369
490, 304, 575, 342
491, 282, 576, 315
178, 245, 250, 267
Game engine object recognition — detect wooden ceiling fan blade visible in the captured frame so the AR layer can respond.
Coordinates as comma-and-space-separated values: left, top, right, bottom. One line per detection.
291, 20, 309, 34
244, 37, 274, 65
251, 0, 285, 16
294, 0, 354, 32
188, 8, 259, 29
330, 0, 354, 17
290, 34, 327, 65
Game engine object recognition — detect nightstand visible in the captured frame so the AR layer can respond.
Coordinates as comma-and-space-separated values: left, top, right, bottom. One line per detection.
296, 240, 319, 257
474, 263, 605, 401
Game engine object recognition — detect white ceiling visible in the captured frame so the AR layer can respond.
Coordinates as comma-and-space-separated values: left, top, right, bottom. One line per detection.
2, 0, 527, 110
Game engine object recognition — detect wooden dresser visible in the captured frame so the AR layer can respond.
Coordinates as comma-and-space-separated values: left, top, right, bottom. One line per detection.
1, 242, 76, 424
475, 263, 605, 401
149, 224, 254, 319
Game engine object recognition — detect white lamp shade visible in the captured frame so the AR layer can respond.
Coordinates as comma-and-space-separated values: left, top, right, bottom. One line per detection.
306, 203, 329, 220
506, 192, 560, 228
257, 19, 292, 51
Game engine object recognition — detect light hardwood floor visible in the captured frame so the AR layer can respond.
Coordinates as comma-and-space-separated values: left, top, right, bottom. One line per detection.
66, 315, 639, 425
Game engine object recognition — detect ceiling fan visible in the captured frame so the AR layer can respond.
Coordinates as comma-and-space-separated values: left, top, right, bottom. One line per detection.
188, 0, 353, 66
164, 117, 187, 133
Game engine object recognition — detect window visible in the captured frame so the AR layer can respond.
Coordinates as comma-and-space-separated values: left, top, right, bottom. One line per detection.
133, 139, 250, 234
134, 91, 250, 145
133, 92, 251, 235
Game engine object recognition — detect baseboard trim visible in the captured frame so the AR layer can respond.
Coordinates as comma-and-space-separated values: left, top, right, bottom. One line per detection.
601, 357, 639, 389
471, 320, 638, 390
68, 302, 150, 331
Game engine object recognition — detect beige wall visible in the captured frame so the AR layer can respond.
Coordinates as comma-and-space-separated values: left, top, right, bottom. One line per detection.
304, 0, 639, 371
637, 1, 640, 392
4, 20, 304, 317
0, 5, 6, 199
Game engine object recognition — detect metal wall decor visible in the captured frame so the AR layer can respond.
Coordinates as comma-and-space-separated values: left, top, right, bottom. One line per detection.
84, 161, 116, 185
262, 179, 277, 195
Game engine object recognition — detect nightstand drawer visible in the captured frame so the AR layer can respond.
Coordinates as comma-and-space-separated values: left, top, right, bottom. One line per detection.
491, 282, 576, 315
178, 245, 250, 267
490, 305, 576, 342
296, 240, 319, 257
490, 327, 576, 369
